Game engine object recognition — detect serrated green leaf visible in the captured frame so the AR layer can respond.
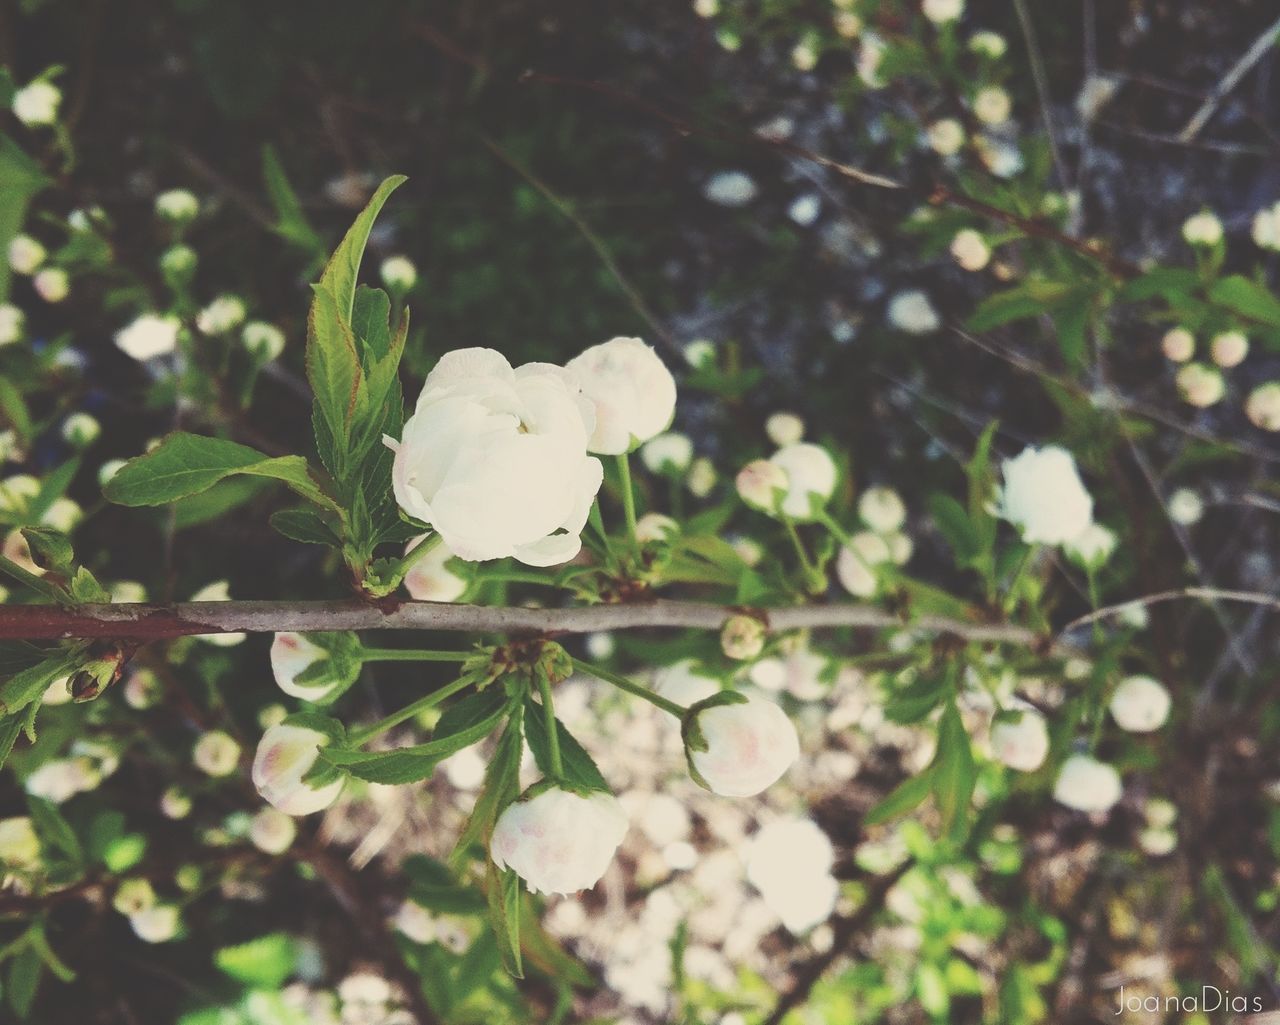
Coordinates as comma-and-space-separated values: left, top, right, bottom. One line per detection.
865, 767, 935, 826
270, 507, 343, 547
522, 696, 609, 792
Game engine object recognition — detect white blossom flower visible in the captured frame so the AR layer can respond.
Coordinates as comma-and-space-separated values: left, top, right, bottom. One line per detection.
687, 696, 799, 797
999, 445, 1094, 545
402, 536, 467, 602
1139, 828, 1176, 856
1053, 754, 1122, 812
97, 459, 126, 487
392, 900, 438, 944
834, 10, 862, 37
976, 136, 1025, 177
12, 80, 61, 126
858, 485, 906, 533
584, 632, 615, 661
640, 432, 693, 474
926, 118, 965, 156
242, 321, 285, 361
7, 235, 45, 275
857, 33, 887, 88
442, 747, 487, 791
490, 786, 629, 895
990, 709, 1049, 771
25, 757, 100, 803
196, 295, 247, 335
922, 0, 964, 23
1175, 362, 1225, 407
155, 189, 199, 221
0, 817, 40, 869
1182, 211, 1223, 246
703, 171, 758, 207
0, 304, 25, 346
693, 0, 719, 17
687, 456, 717, 497
887, 290, 940, 334
973, 85, 1011, 124
1252, 202, 1280, 250
1109, 675, 1171, 733
653, 660, 720, 707
249, 807, 297, 854
193, 731, 241, 777
160, 787, 192, 820
635, 512, 679, 545
1161, 327, 1194, 363
375, 255, 417, 292
788, 194, 821, 227
683, 339, 715, 368
735, 459, 788, 513
130, 904, 181, 943
765, 412, 805, 447
122, 668, 159, 709
968, 30, 1007, 58
32, 267, 67, 303
388, 348, 603, 566
568, 337, 677, 455
112, 878, 156, 916
950, 228, 990, 271
41, 496, 82, 534
1167, 487, 1203, 525
115, 314, 179, 361
1246, 381, 1280, 430
746, 818, 838, 933
1064, 522, 1117, 569
61, 412, 100, 447
252, 722, 345, 816
836, 531, 892, 597
791, 38, 819, 72
1210, 330, 1248, 368
770, 442, 838, 520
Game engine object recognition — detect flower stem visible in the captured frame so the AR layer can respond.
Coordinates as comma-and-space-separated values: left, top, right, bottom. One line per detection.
588, 498, 616, 563
395, 531, 443, 578
572, 656, 685, 719
536, 670, 564, 778
817, 509, 854, 548
348, 673, 475, 746
472, 570, 559, 587
616, 452, 640, 553
359, 648, 471, 663
783, 519, 826, 594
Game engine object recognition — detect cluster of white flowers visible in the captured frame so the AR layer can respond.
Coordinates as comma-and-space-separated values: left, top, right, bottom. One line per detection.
999, 445, 1094, 546
736, 442, 837, 520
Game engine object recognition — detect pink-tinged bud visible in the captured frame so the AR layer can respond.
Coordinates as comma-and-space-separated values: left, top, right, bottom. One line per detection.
685, 695, 800, 797
736, 459, 788, 513
270, 633, 329, 698
251, 723, 344, 816
490, 786, 628, 895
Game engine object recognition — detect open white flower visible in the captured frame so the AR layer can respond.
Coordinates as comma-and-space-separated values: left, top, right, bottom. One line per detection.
115, 314, 179, 361
1109, 675, 1171, 733
402, 536, 467, 602
388, 348, 603, 566
566, 337, 676, 455
770, 442, 838, 520
950, 228, 990, 271
1182, 211, 1223, 246
1053, 754, 1122, 813
735, 459, 788, 513
490, 786, 629, 895
999, 445, 1093, 545
13, 80, 61, 126
1246, 382, 1280, 430
8, 235, 45, 275
990, 709, 1049, 771
686, 696, 800, 797
252, 722, 345, 816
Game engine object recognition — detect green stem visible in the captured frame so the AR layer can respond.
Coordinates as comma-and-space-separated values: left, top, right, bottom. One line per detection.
588, 498, 616, 563
783, 519, 826, 593
0, 553, 66, 603
397, 531, 443, 577
616, 452, 639, 553
1002, 546, 1039, 614
359, 648, 471, 663
348, 673, 474, 746
572, 656, 685, 719
536, 670, 564, 778
472, 570, 559, 587
817, 509, 854, 548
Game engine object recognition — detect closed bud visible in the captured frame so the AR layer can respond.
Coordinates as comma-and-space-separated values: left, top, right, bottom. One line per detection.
684, 694, 800, 797
1053, 754, 1122, 813
380, 255, 417, 291
251, 721, 345, 816
566, 337, 677, 454
736, 459, 788, 513
1109, 675, 1170, 733
989, 709, 1049, 771
720, 615, 766, 660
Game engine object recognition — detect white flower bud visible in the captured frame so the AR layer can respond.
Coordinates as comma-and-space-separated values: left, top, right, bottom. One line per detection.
703, 171, 758, 207
973, 86, 1011, 124
249, 807, 297, 854
402, 536, 467, 602
746, 818, 838, 933
252, 722, 345, 816
270, 633, 340, 699
635, 512, 679, 544
1175, 362, 1225, 407
241, 321, 285, 361
968, 30, 1007, 58
1064, 522, 1117, 569
567, 337, 677, 454
693, 0, 719, 17
640, 432, 694, 474
61, 412, 100, 447
0, 816, 40, 869
160, 786, 192, 820
989, 710, 1049, 771
652, 660, 720, 707
193, 730, 241, 777
116, 314, 179, 361
1109, 675, 1170, 733
687, 456, 717, 498
490, 786, 629, 895
130, 904, 180, 943
770, 442, 838, 520
13, 80, 61, 126
25, 756, 100, 803
34, 267, 69, 303
735, 459, 788, 513
379, 255, 417, 291
765, 412, 805, 447
1245, 381, 1280, 430
1182, 211, 1223, 246
999, 445, 1094, 545
1160, 327, 1194, 362
112, 878, 156, 916
887, 290, 940, 334
1253, 203, 1280, 250
1053, 754, 1122, 813
390, 348, 603, 565
160, 244, 197, 277
836, 531, 891, 597
1210, 330, 1248, 368
720, 615, 765, 661
1167, 487, 1203, 525
155, 189, 199, 221
858, 485, 906, 533
922, 0, 964, 22
950, 228, 990, 271
196, 295, 247, 335
7, 235, 45, 275
683, 339, 715, 368
926, 118, 965, 156
0, 304, 23, 346
687, 696, 799, 797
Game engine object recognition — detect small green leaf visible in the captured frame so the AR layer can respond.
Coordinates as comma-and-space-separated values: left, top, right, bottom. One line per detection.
0, 651, 80, 718
865, 767, 935, 825
26, 796, 83, 866
522, 697, 609, 792
1209, 274, 1280, 329
270, 507, 342, 546
933, 702, 976, 843
214, 933, 298, 989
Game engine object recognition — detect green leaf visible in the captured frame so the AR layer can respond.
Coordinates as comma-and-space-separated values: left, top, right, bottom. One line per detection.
171, 477, 271, 530
967, 280, 1078, 332
103, 432, 334, 511
865, 767, 935, 826
214, 933, 298, 989
929, 493, 981, 565
0, 133, 51, 303
270, 507, 343, 546
522, 696, 609, 792
26, 796, 83, 866
262, 144, 324, 263
1208, 274, 1280, 329
19, 527, 73, 574
0, 651, 80, 718
933, 702, 976, 843
6, 941, 42, 1017
487, 860, 523, 978
452, 706, 523, 868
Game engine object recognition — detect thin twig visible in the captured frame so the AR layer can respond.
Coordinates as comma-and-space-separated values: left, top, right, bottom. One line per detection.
1177, 14, 1280, 142
1058, 587, 1280, 636
1012, 0, 1071, 190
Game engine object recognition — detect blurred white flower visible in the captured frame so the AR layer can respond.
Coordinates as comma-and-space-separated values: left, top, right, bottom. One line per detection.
160, 244, 197, 277
160, 786, 192, 820
25, 757, 101, 803
770, 442, 838, 520
62, 412, 101, 447
746, 818, 838, 933
249, 807, 297, 854
858, 485, 906, 533
402, 536, 468, 602
1053, 754, 1122, 812
193, 731, 241, 777
1109, 675, 1171, 733
857, 33, 887, 88
442, 746, 487, 791
687, 696, 799, 797
703, 171, 758, 207
922, 0, 964, 23
1160, 327, 1194, 363
999, 445, 1094, 545
1209, 330, 1248, 368
735, 459, 788, 513
749, 648, 828, 700
389, 348, 602, 566
973, 85, 1011, 124
1175, 362, 1225, 407
112, 878, 157, 916
1252, 202, 1280, 250
0, 817, 40, 869
968, 30, 1007, 58
765, 412, 805, 447
836, 530, 892, 597
1139, 827, 1177, 856
7, 235, 45, 274
720, 615, 766, 661
640, 432, 694, 474
491, 786, 628, 895
1182, 211, 1223, 246
653, 660, 720, 707
196, 295, 247, 335
191, 581, 246, 646
0, 304, 25, 346
1064, 522, 1117, 569
1245, 381, 1280, 430
380, 255, 417, 291
990, 709, 1049, 771
833, 10, 862, 39
567, 336, 677, 455
787, 194, 821, 226
242, 321, 286, 361
1076, 75, 1119, 122
130, 905, 181, 943
252, 722, 345, 816
683, 339, 715, 368
791, 37, 819, 72
693, 0, 719, 17
976, 136, 1025, 177
1167, 487, 1204, 525
887, 290, 940, 334
687, 456, 717, 497
12, 80, 61, 126
950, 228, 990, 271
115, 314, 179, 361
926, 118, 965, 156
635, 512, 679, 545
155, 189, 199, 221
